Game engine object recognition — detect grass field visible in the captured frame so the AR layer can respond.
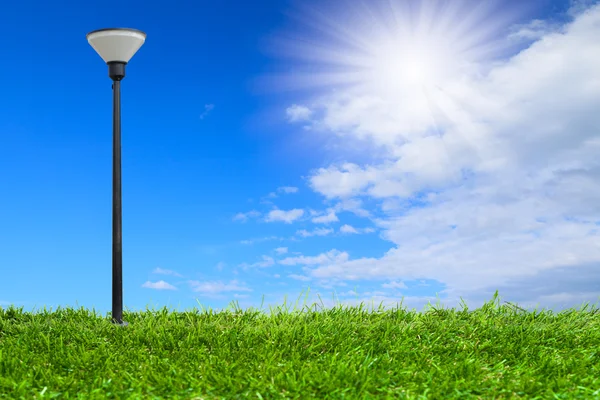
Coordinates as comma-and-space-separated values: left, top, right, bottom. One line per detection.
0, 290, 598, 399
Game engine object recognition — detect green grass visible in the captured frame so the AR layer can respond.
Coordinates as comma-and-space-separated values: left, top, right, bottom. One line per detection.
0, 290, 599, 399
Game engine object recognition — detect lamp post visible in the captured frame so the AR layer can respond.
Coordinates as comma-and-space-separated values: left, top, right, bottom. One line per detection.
87, 28, 146, 326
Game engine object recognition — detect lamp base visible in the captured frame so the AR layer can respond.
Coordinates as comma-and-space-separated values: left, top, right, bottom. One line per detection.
108, 61, 126, 81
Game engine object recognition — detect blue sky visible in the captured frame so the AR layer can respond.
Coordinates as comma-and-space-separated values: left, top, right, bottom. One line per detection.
1, 0, 599, 317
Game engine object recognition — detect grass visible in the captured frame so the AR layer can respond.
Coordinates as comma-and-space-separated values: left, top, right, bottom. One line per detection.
0, 290, 599, 400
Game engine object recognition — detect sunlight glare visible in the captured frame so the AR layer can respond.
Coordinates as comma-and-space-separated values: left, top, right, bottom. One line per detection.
370, 37, 450, 90
269, 0, 522, 97
266, 0, 526, 140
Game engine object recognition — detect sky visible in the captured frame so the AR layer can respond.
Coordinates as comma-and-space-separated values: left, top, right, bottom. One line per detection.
1, 0, 599, 317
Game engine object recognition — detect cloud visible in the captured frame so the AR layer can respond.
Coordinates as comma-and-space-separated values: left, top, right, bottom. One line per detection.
297, 228, 334, 237
151, 268, 184, 278
240, 236, 282, 245
288, 274, 312, 281
274, 247, 288, 255
278, 250, 349, 266
189, 279, 251, 294
200, 104, 214, 119
382, 280, 408, 290
240, 255, 276, 269
215, 262, 226, 271
310, 163, 378, 199
311, 210, 339, 223
142, 280, 178, 291
339, 224, 375, 234
332, 199, 371, 218
265, 208, 305, 223
569, 0, 600, 16
286, 104, 312, 122
278, 186, 299, 194
270, 2, 600, 312
507, 19, 561, 42
339, 224, 358, 234
260, 187, 299, 203
233, 210, 261, 222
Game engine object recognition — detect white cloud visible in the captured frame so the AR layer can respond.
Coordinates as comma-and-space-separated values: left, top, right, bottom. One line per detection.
286, 104, 312, 122
257, 255, 276, 267
274, 247, 288, 255
261, 187, 298, 202
339, 224, 375, 234
233, 210, 261, 222
152, 268, 184, 278
240, 255, 276, 270
278, 250, 349, 266
278, 186, 299, 194
189, 279, 251, 294
339, 224, 358, 234
569, 0, 600, 16
297, 228, 334, 237
215, 262, 226, 271
142, 280, 178, 291
382, 280, 408, 290
240, 236, 281, 245
333, 199, 371, 218
265, 208, 305, 223
288, 274, 312, 281
270, 2, 600, 312
310, 163, 378, 199
507, 19, 560, 42
311, 210, 339, 223
200, 104, 214, 119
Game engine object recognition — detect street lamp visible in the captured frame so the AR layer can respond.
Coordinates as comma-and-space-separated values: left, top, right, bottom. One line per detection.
87, 28, 146, 326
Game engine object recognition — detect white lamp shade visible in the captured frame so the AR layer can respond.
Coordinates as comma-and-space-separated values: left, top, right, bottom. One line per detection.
87, 28, 146, 63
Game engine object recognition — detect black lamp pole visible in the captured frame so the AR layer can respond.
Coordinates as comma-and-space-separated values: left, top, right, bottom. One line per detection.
109, 61, 127, 326
87, 27, 145, 327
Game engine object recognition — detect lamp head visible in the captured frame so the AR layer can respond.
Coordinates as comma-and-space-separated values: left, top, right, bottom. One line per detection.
87, 28, 146, 81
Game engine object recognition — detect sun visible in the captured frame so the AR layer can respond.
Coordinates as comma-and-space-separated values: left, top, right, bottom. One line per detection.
369, 35, 451, 91
266, 0, 523, 130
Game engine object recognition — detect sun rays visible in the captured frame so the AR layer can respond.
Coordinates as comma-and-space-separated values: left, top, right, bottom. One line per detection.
266, 0, 527, 139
